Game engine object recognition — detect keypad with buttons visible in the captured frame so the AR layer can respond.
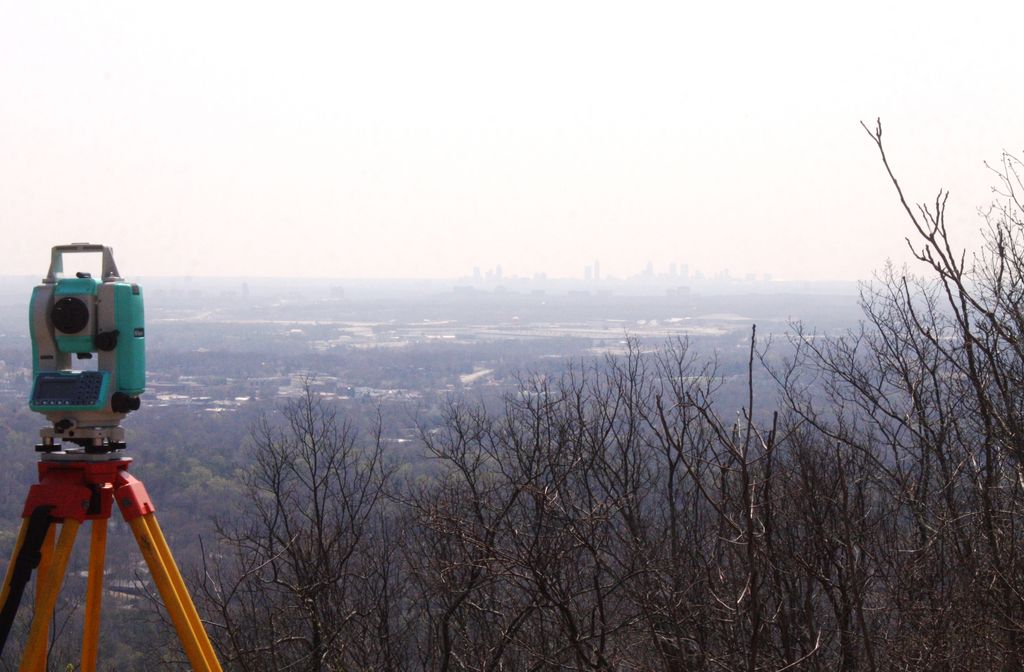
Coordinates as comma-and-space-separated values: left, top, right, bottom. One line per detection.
31, 371, 106, 408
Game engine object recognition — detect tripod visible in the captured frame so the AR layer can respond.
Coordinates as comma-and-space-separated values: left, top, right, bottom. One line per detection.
0, 455, 223, 672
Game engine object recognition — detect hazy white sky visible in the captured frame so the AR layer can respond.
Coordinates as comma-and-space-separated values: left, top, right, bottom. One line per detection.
2, 0, 1022, 280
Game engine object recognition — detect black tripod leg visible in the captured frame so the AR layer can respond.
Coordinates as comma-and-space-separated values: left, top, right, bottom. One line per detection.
0, 506, 55, 656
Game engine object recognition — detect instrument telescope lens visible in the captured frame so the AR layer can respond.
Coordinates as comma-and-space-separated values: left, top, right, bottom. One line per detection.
51, 297, 90, 334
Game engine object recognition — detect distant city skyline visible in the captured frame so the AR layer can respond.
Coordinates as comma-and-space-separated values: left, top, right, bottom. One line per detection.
3, 2, 1021, 281
465, 260, 777, 283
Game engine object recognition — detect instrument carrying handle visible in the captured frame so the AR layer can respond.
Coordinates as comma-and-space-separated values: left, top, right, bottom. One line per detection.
45, 244, 121, 282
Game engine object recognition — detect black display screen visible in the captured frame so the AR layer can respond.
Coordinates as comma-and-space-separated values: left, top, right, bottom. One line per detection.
34, 376, 79, 401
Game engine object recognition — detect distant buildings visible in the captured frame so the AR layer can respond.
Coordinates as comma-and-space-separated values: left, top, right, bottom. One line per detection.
462, 259, 781, 291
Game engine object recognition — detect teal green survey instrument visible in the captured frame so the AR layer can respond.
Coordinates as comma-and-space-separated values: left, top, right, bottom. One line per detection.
29, 244, 145, 452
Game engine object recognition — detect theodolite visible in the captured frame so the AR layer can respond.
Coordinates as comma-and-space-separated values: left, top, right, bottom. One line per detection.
28, 243, 144, 452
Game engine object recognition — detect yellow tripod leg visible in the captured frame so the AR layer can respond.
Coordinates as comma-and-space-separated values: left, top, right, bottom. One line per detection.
33, 525, 55, 612
143, 515, 223, 672
20, 520, 79, 672
28, 524, 56, 672
0, 518, 30, 608
128, 516, 214, 672
81, 519, 107, 672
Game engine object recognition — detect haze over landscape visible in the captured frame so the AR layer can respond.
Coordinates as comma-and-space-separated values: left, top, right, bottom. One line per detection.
6, 2, 1024, 670
3, 0, 1023, 281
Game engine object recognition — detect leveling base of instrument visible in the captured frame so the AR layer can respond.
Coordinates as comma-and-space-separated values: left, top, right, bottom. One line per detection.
0, 455, 223, 671
36, 424, 127, 454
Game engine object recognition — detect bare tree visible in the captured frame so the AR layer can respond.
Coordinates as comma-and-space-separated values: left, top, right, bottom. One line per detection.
195, 382, 402, 671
